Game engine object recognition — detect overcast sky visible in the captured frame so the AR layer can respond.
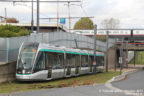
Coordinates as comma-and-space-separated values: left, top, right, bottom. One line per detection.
0, 0, 144, 29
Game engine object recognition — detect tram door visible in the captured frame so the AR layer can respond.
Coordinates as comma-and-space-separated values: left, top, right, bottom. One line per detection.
46, 53, 52, 79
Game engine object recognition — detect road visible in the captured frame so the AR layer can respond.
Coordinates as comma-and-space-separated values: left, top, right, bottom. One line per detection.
0, 70, 144, 96
0, 84, 126, 96
112, 69, 144, 95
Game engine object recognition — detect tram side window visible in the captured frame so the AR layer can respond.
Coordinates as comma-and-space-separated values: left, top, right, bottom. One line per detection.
71, 54, 75, 68
75, 55, 80, 67
81, 55, 89, 67
96, 56, 104, 66
34, 52, 46, 72
89, 56, 94, 66
47, 52, 64, 69
66, 54, 71, 67
66, 54, 75, 68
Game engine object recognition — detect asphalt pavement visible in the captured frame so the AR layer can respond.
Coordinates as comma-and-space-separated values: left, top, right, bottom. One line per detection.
0, 84, 127, 96
0, 70, 144, 96
112, 69, 144, 95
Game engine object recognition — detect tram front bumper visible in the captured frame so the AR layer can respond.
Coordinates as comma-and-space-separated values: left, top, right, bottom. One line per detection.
16, 74, 31, 81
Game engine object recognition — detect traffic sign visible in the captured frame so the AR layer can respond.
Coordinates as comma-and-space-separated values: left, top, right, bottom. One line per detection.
60, 18, 66, 24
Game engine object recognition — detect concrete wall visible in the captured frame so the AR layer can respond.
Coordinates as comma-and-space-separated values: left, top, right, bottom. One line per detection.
104, 47, 117, 69
0, 62, 16, 83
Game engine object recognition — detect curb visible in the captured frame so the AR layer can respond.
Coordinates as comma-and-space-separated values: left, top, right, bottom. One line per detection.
105, 69, 143, 96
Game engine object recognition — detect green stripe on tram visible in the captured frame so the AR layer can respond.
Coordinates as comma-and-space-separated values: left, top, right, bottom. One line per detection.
90, 54, 104, 56
40, 49, 64, 53
40, 49, 104, 56
66, 51, 80, 54
16, 74, 31, 75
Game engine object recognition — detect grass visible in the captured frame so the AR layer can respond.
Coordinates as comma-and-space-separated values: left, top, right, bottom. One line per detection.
129, 51, 144, 65
0, 71, 119, 94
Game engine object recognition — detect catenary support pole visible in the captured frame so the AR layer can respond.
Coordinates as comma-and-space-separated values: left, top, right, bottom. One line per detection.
120, 38, 124, 75
114, 39, 117, 72
126, 41, 128, 68
4, 8, 7, 23
31, 0, 34, 33
134, 51, 136, 67
36, 0, 39, 33
93, 24, 97, 73
106, 31, 109, 72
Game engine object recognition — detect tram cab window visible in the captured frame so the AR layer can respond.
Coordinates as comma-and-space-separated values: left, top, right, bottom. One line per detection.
34, 52, 46, 72
18, 43, 38, 70
46, 52, 64, 69
81, 55, 89, 67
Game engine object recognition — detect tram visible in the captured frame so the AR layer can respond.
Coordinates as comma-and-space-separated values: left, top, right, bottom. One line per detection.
16, 42, 104, 81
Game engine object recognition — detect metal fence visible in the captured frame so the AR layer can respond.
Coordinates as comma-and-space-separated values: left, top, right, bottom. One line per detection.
0, 31, 115, 63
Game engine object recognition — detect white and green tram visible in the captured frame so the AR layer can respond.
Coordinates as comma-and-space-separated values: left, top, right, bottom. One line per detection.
16, 42, 104, 81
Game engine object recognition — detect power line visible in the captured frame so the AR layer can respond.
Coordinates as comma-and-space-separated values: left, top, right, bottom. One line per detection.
0, 0, 81, 3
40, 16, 94, 19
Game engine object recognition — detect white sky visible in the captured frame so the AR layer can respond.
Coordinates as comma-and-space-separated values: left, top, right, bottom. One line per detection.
0, 0, 144, 29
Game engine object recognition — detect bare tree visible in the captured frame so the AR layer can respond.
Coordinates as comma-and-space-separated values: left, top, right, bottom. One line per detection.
101, 18, 120, 29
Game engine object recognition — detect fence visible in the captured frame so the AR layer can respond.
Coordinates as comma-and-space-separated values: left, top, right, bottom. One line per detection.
0, 31, 115, 63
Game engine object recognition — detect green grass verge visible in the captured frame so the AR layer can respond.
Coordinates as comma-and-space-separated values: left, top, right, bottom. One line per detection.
129, 51, 144, 65
0, 71, 119, 94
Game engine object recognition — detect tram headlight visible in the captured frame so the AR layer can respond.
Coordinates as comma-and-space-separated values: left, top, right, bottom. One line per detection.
22, 70, 26, 74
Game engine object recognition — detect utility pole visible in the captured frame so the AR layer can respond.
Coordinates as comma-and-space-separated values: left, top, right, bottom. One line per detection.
68, 1, 71, 32
106, 31, 109, 72
93, 24, 97, 74
114, 39, 117, 72
126, 41, 128, 68
31, 0, 34, 33
36, 0, 39, 33
120, 38, 124, 75
4, 8, 7, 23
57, 0, 59, 32
134, 51, 136, 67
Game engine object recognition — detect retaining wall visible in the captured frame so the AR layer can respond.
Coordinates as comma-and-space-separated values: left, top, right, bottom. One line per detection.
0, 62, 16, 83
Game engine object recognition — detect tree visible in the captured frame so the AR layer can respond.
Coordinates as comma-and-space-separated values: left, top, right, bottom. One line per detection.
1, 18, 19, 23
0, 25, 30, 37
74, 17, 94, 30
101, 18, 120, 29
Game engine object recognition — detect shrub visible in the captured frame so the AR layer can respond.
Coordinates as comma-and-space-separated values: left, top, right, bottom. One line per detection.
0, 25, 30, 37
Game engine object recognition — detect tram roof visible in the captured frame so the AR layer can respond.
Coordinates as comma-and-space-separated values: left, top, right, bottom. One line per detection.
38, 43, 104, 56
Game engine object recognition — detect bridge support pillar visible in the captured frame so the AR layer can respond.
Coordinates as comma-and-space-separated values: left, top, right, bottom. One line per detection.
122, 51, 127, 68
104, 47, 118, 69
